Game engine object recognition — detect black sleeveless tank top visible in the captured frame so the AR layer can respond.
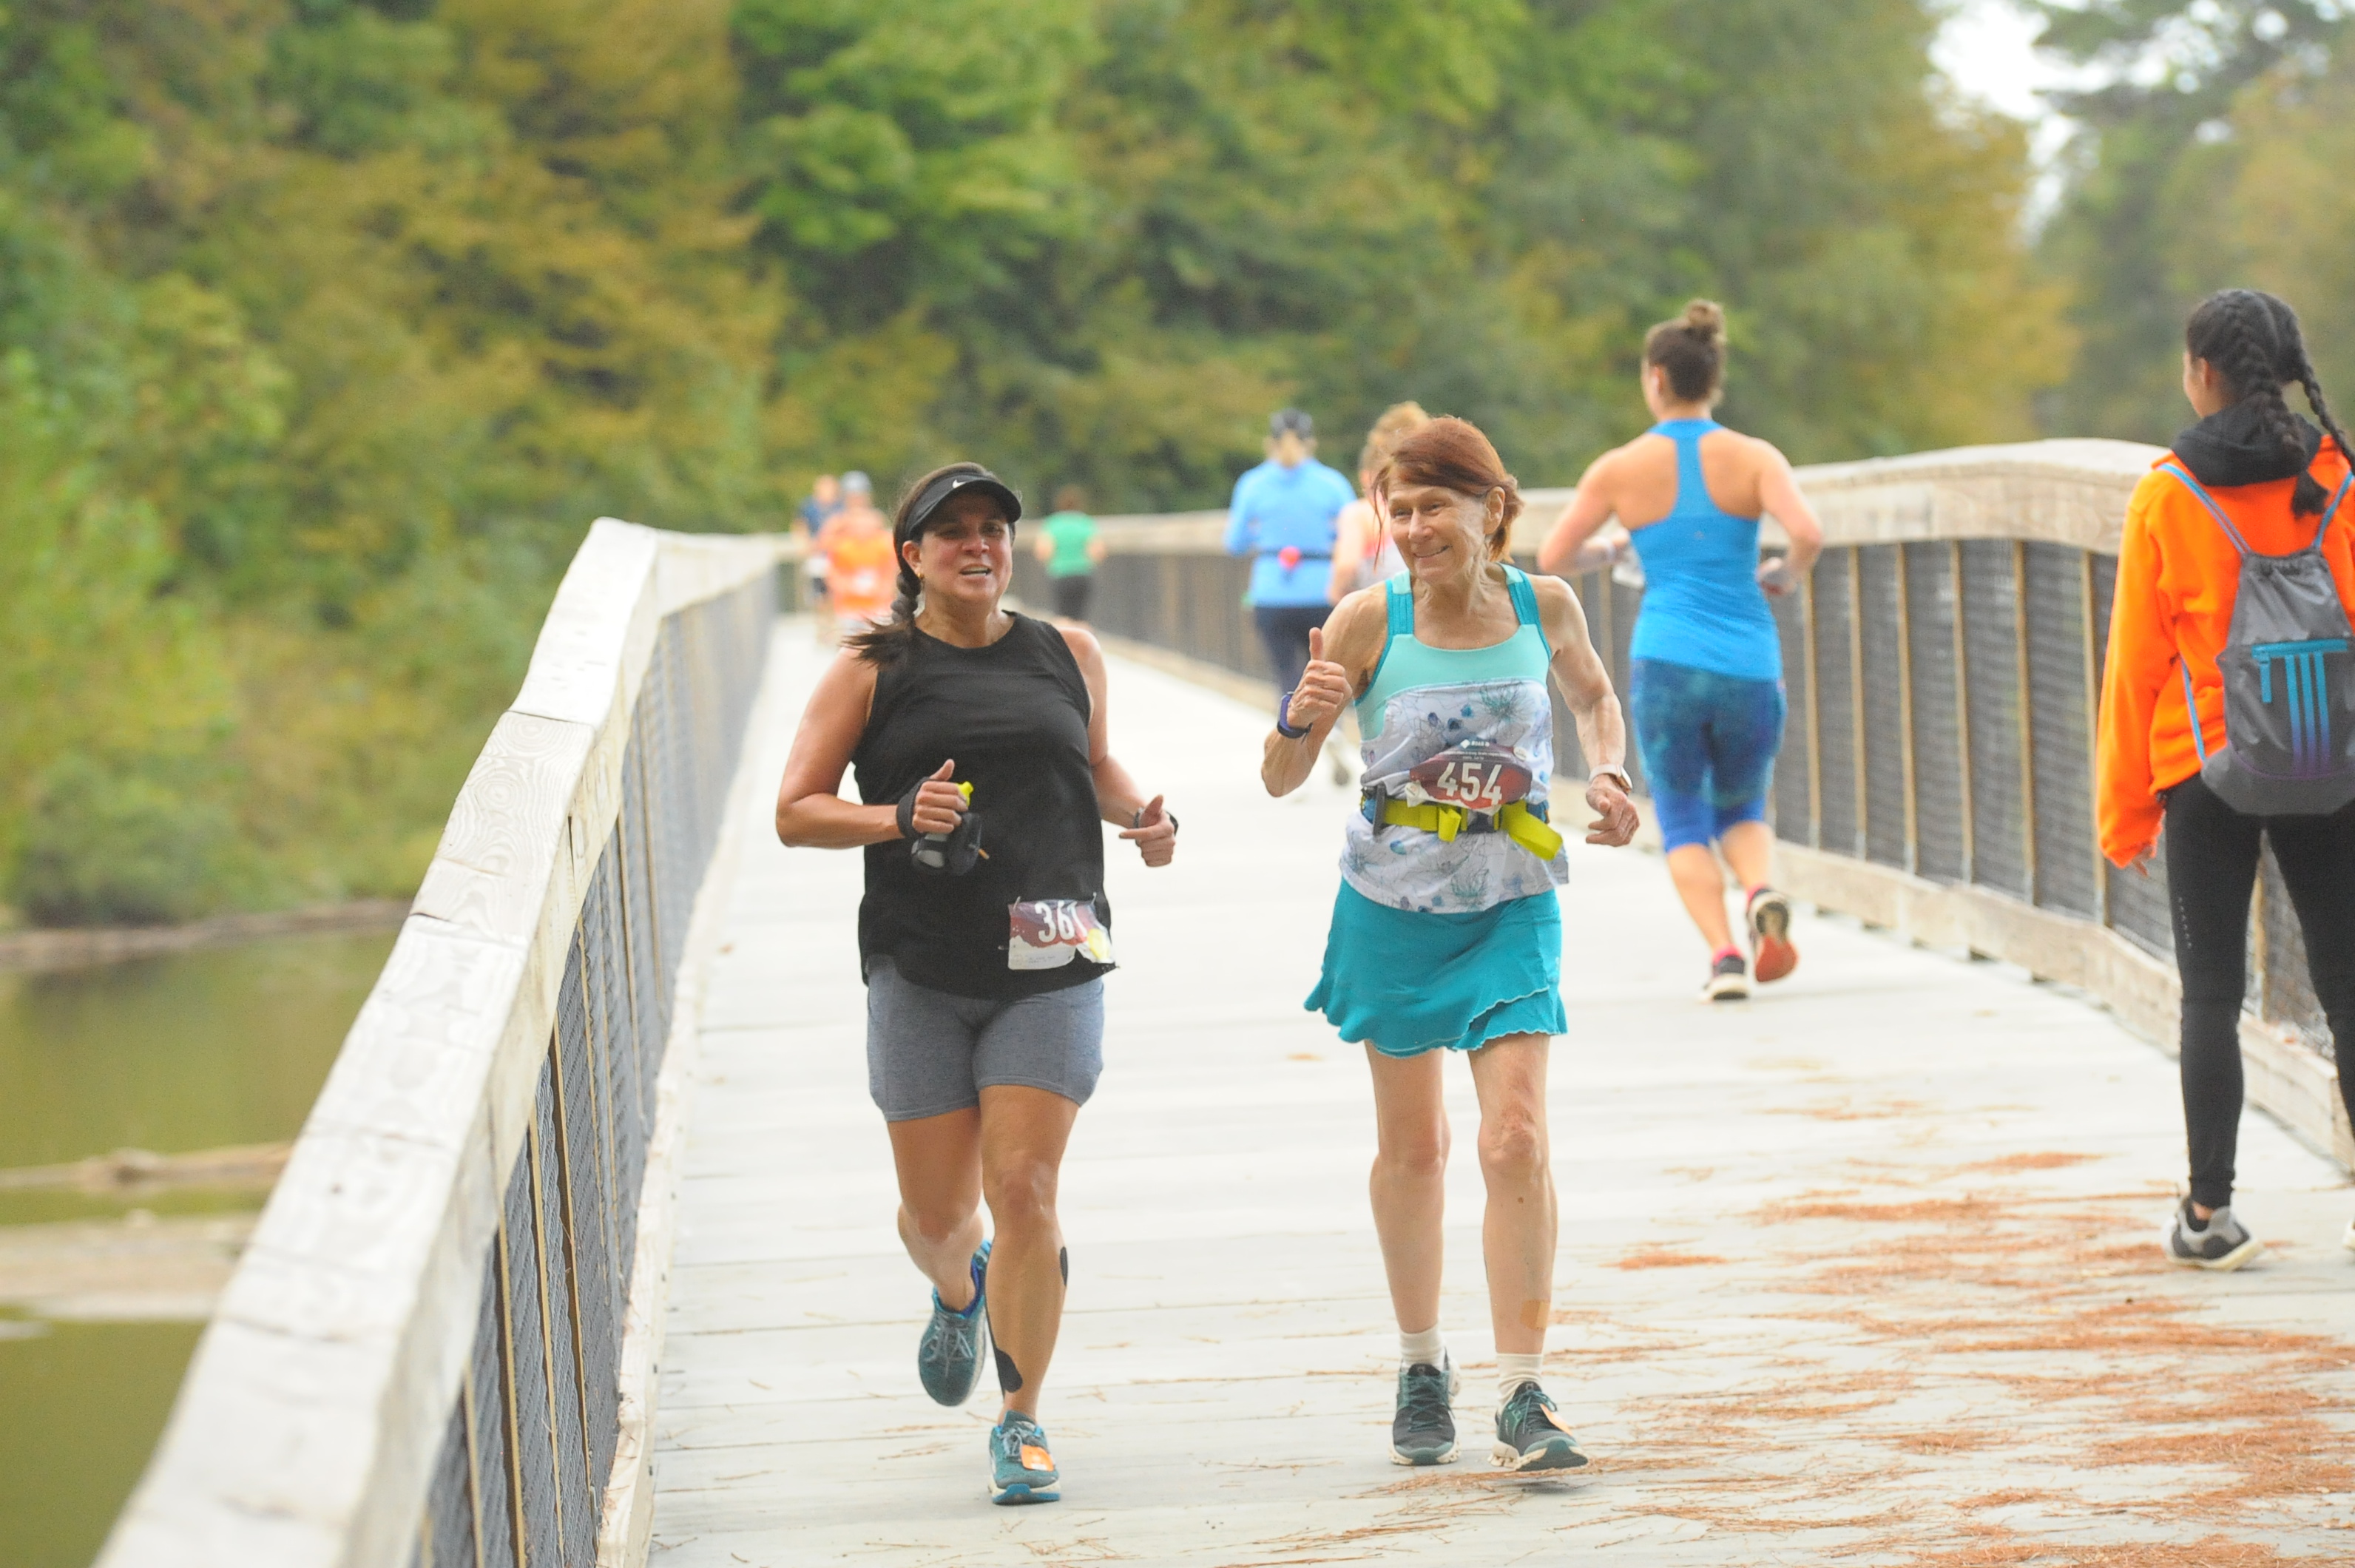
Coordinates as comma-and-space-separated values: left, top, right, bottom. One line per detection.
851, 615, 1109, 999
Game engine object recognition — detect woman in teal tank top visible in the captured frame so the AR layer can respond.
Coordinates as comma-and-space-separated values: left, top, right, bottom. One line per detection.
1262, 417, 1640, 1474
1540, 300, 1825, 1001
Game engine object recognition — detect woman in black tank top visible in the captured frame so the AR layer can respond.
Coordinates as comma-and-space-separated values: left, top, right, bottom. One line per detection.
852, 612, 1109, 997
775, 463, 1178, 1503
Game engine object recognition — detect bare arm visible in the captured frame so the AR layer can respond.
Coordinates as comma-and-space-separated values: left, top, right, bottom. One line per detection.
1754, 443, 1823, 595
774, 652, 965, 847
1058, 626, 1176, 866
1034, 532, 1055, 564
1261, 591, 1384, 797
1535, 456, 1629, 576
1533, 577, 1640, 846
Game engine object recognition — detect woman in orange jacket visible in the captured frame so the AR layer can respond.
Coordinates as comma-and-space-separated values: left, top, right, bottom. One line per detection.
2098, 287, 2355, 1270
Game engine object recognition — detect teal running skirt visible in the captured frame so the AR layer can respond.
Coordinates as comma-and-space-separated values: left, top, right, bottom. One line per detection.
1306, 882, 1565, 1058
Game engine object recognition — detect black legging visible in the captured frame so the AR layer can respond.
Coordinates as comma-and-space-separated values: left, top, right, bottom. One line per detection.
2163, 774, 2355, 1209
1254, 604, 1329, 699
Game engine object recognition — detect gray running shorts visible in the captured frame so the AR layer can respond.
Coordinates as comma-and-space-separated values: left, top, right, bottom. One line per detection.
865, 957, 1104, 1122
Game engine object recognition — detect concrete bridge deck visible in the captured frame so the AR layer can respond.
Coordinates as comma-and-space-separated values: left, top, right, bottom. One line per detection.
649, 625, 2355, 1566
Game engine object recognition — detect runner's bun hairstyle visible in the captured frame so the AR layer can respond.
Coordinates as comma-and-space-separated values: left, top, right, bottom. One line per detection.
1645, 298, 1727, 404
1357, 401, 1431, 484
1377, 416, 1523, 561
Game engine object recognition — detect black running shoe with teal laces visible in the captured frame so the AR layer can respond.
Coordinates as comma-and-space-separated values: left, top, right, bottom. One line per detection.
989, 1411, 1060, 1504
1491, 1381, 1590, 1473
1391, 1354, 1459, 1465
919, 1240, 990, 1405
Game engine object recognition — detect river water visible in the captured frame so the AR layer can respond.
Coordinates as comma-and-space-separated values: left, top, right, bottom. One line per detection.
0, 928, 394, 1568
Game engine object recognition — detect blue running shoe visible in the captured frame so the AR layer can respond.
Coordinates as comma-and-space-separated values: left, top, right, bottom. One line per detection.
1490, 1381, 1589, 1473
989, 1412, 1060, 1504
918, 1240, 990, 1406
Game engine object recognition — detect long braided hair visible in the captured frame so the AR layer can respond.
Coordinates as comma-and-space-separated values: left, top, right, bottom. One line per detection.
2185, 288, 2355, 517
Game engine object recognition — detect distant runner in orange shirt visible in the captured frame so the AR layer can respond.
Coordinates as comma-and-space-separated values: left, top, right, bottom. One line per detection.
822, 471, 897, 639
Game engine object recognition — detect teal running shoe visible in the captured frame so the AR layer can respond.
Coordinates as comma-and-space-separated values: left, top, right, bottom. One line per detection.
988, 1412, 1060, 1504
918, 1240, 990, 1406
1490, 1381, 1589, 1473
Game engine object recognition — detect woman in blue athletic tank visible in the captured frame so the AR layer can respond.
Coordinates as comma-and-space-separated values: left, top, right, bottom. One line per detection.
1538, 300, 1824, 1000
1266, 417, 1639, 1475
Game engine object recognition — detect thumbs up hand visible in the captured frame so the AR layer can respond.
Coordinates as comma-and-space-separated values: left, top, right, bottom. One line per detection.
1283, 625, 1354, 737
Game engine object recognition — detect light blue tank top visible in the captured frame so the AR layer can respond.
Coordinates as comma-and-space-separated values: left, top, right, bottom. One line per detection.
1626, 419, 1781, 681
1358, 565, 1552, 737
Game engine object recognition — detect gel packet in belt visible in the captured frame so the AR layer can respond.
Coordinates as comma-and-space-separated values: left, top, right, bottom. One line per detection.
1008, 899, 1113, 970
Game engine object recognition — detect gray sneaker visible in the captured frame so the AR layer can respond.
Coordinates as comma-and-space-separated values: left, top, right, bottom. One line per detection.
919, 1240, 990, 1405
2161, 1199, 2263, 1271
1391, 1354, 1459, 1465
1491, 1380, 1589, 1473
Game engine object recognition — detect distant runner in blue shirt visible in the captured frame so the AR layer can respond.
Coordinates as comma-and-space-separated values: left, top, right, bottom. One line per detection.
1226, 408, 1356, 697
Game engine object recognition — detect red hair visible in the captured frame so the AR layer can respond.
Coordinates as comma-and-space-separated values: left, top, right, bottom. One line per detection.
1376, 416, 1524, 560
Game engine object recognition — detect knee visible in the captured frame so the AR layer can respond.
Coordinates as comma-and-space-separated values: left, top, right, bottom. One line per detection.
901, 1197, 971, 1248
983, 1157, 1059, 1230
1376, 1125, 1449, 1183
1476, 1111, 1548, 1186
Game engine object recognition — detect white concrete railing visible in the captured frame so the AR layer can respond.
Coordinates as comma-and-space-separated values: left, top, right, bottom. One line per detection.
101, 521, 783, 1568
1076, 436, 2160, 555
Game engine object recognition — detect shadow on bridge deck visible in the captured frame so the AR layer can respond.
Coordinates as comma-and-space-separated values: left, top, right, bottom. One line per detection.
650, 620, 2354, 1566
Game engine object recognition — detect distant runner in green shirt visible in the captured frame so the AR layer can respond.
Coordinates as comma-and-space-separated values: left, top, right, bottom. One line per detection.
1035, 487, 1106, 622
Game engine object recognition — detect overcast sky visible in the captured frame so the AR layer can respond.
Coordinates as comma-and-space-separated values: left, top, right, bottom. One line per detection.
1933, 0, 2100, 220
1933, 0, 2075, 123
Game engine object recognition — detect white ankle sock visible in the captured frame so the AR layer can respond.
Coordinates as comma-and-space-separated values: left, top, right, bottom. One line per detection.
1497, 1352, 1544, 1408
1399, 1325, 1446, 1370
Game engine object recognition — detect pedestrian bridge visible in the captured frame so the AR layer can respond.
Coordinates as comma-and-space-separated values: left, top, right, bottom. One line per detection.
101, 442, 2355, 1567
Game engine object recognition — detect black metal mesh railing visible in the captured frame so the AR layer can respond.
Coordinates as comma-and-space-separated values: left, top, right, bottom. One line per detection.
410, 572, 773, 1568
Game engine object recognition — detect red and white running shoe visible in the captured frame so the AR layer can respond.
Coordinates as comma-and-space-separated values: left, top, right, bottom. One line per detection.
1746, 888, 1798, 984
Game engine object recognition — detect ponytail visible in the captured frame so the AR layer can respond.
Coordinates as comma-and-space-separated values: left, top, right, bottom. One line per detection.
846, 564, 925, 666
2186, 289, 2351, 517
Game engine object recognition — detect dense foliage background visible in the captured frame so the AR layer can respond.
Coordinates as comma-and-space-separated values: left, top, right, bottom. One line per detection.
0, 0, 2074, 925
2033, 1, 2355, 442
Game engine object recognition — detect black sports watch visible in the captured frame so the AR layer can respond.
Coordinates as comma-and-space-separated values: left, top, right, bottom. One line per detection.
1275, 688, 1311, 739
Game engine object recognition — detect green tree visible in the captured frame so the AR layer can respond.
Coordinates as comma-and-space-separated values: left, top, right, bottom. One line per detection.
0, 0, 2070, 925
2034, 0, 2347, 441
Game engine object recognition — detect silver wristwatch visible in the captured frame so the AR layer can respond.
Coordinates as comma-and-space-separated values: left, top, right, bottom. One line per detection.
1589, 766, 1633, 793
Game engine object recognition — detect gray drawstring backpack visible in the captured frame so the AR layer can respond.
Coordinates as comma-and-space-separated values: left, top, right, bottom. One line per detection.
2158, 462, 2355, 815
